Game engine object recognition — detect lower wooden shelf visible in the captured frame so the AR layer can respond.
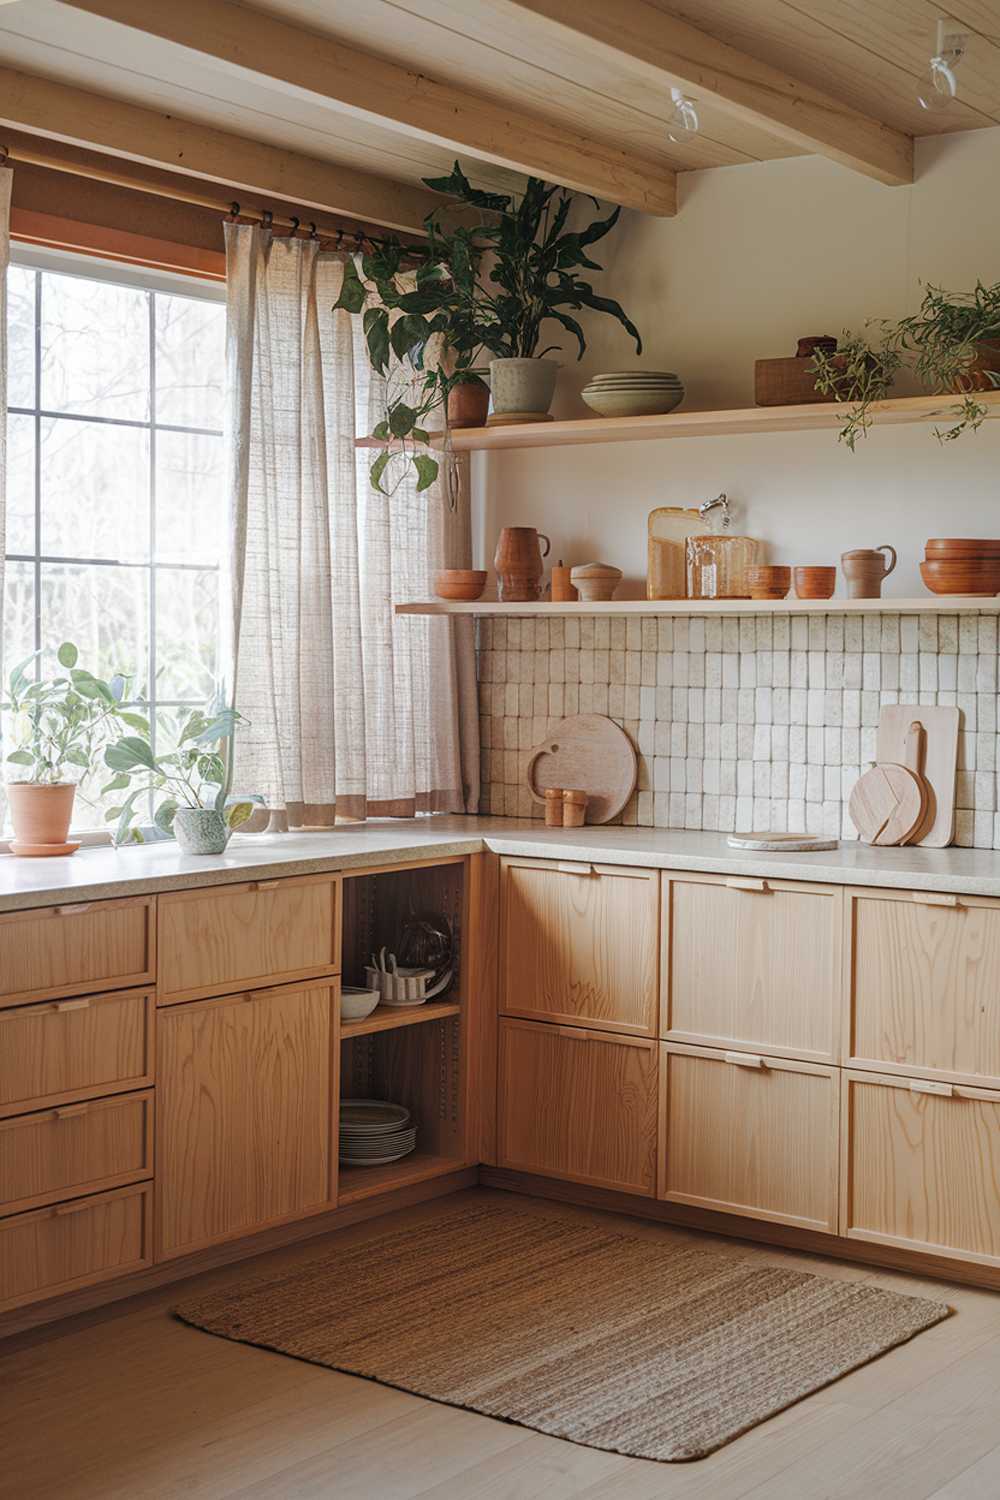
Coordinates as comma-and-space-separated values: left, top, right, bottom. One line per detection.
340, 1000, 461, 1039
337, 1151, 462, 1204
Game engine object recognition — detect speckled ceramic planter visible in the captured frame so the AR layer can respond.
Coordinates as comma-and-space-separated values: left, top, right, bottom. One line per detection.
489, 358, 559, 416
174, 807, 231, 855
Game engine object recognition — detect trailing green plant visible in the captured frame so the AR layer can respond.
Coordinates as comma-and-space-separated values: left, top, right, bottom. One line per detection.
812, 281, 1000, 449
335, 162, 642, 493
5, 642, 137, 786
102, 704, 252, 846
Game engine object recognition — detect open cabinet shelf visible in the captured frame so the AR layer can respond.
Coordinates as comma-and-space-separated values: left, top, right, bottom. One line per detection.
338, 1151, 462, 1204
341, 1000, 462, 1039
396, 596, 1000, 618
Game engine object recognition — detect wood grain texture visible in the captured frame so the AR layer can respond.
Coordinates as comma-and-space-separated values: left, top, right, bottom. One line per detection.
0, 989, 154, 1119
497, 1018, 658, 1196
0, 1182, 151, 1313
665, 874, 841, 1060
157, 874, 339, 1004
848, 762, 924, 846
849, 890, 1000, 1086
0, 1091, 153, 1217
0, 897, 153, 1010
843, 1070, 1000, 1267
660, 1043, 839, 1233
469, 850, 500, 1166
876, 705, 959, 847
156, 982, 335, 1259
501, 859, 659, 1035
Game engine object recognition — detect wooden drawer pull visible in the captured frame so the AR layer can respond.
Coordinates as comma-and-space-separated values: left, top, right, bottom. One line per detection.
54, 1103, 88, 1119
724, 1051, 766, 1068
725, 877, 770, 892
56, 902, 92, 916
910, 1078, 954, 1097
54, 1198, 94, 1216
910, 892, 962, 908
556, 861, 595, 876
254, 879, 280, 891
53, 998, 91, 1013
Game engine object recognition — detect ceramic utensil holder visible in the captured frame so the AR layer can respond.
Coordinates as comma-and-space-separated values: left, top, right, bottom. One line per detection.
364, 965, 435, 1004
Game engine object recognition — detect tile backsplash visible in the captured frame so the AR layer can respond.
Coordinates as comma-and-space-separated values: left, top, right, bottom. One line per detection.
476, 611, 1000, 848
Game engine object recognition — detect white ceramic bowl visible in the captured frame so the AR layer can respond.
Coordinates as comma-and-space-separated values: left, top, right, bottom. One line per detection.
341, 986, 381, 1021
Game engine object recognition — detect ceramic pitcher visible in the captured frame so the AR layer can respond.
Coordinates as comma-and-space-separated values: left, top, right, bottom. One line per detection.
494, 527, 551, 602
841, 545, 897, 599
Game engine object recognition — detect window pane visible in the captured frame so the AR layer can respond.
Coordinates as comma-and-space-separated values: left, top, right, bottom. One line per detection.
155, 429, 222, 564
3, 559, 36, 679
155, 568, 218, 701
7, 265, 35, 409
40, 416, 149, 561
6, 413, 35, 555
40, 272, 149, 421
40, 562, 149, 689
155, 294, 225, 429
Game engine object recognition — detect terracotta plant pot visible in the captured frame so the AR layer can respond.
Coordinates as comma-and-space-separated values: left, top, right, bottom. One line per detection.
6, 782, 77, 855
446, 378, 490, 429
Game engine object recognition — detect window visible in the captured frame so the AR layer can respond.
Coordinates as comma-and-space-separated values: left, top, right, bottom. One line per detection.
4, 252, 226, 830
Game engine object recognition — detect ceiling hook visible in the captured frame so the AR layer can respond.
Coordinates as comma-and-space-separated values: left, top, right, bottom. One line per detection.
335, 227, 344, 249
262, 209, 273, 229
289, 215, 300, 235
308, 221, 318, 238
229, 201, 241, 219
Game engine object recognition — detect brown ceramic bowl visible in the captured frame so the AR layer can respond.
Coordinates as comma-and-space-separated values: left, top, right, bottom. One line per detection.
433, 569, 488, 602
793, 565, 836, 600
919, 560, 1000, 597
925, 538, 1000, 558
744, 565, 791, 600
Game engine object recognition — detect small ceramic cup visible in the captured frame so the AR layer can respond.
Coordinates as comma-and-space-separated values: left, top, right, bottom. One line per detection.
744, 565, 791, 600
793, 566, 837, 600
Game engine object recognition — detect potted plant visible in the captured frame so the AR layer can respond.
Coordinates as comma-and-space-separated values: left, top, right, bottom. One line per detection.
812, 280, 1000, 449
4, 642, 133, 856
103, 704, 253, 854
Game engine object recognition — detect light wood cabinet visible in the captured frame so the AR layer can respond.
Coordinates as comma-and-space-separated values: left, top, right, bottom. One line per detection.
0, 1183, 152, 1313
842, 1070, 1000, 1267
0, 1091, 153, 1217
0, 990, 154, 1120
0, 897, 154, 1010
660, 1043, 839, 1233
847, 889, 1000, 1086
664, 874, 841, 1062
500, 858, 659, 1035
497, 1017, 658, 1196
157, 874, 340, 1005
156, 980, 336, 1258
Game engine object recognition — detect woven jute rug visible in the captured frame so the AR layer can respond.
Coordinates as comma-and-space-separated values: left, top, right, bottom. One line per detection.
174, 1200, 951, 1462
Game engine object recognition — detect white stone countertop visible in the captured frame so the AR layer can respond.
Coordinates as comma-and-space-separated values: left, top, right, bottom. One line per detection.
2, 816, 1000, 910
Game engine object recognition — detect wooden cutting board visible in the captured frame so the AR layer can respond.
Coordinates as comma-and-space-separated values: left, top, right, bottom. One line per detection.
848, 762, 925, 847
876, 706, 959, 847
525, 714, 637, 824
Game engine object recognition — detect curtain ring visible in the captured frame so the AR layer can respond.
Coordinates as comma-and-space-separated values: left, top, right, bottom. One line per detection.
335, 227, 344, 249
354, 230, 364, 249
0, 145, 9, 165
289, 216, 300, 236
229, 201, 241, 219
262, 209, 273, 229
308, 221, 318, 238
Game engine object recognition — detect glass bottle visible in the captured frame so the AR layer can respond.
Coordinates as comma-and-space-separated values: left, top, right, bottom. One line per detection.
685, 494, 760, 600
647, 506, 702, 599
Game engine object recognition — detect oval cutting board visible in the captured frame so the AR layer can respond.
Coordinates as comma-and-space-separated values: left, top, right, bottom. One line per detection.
525, 714, 637, 824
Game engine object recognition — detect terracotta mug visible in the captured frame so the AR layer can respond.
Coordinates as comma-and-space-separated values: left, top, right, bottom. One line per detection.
841, 545, 897, 599
494, 527, 551, 603
793, 565, 837, 600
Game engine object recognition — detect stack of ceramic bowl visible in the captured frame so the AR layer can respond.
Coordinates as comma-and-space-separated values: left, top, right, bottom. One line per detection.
581, 371, 685, 417
339, 1100, 417, 1167
920, 539, 1000, 597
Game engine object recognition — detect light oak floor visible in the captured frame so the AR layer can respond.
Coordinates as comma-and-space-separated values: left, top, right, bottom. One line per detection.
4, 1187, 1000, 1500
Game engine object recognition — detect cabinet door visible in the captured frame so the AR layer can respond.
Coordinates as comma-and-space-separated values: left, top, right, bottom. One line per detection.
497, 1017, 658, 1195
660, 1043, 839, 1233
848, 889, 1000, 1087
842, 1070, 1000, 1267
156, 982, 335, 1258
665, 874, 841, 1061
0, 898, 154, 1010
501, 859, 659, 1035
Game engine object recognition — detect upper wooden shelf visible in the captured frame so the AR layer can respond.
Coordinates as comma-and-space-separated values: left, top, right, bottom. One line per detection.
356, 392, 1000, 453
397, 597, 1000, 617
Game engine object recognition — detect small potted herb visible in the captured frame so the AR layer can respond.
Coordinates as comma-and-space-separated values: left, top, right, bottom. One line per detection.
5, 642, 133, 856
103, 705, 253, 854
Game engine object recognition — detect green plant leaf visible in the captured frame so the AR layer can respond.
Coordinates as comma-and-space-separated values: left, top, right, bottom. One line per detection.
105, 736, 158, 773
64, 748, 90, 769
57, 642, 79, 669
6, 749, 33, 766
119, 712, 151, 733
333, 257, 368, 314
363, 306, 390, 373
372, 420, 390, 440
388, 403, 417, 438
153, 799, 179, 834
225, 800, 255, 830
101, 772, 131, 795
389, 313, 430, 365
413, 453, 439, 492
370, 451, 392, 494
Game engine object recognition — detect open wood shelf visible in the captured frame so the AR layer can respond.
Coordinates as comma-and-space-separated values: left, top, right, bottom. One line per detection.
397, 596, 1000, 618
337, 1151, 462, 1204
340, 1000, 461, 1039
357, 391, 1000, 453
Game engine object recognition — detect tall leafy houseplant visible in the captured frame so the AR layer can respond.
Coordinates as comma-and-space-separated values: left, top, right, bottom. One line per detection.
812, 281, 1000, 449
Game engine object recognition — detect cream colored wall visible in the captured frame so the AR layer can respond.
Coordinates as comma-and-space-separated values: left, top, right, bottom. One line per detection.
475, 128, 1000, 596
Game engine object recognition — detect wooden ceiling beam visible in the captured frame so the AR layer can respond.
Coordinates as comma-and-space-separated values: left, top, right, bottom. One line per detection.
505, 0, 914, 187
54, 0, 677, 215
0, 65, 440, 234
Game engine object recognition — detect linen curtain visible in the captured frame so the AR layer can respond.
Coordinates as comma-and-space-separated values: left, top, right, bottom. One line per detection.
224, 222, 479, 822
0, 168, 10, 701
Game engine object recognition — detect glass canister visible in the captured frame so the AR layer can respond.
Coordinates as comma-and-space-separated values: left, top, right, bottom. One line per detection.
647, 506, 702, 599
686, 534, 761, 599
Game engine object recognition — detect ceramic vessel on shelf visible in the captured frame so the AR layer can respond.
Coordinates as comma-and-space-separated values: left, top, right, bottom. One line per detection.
841, 546, 896, 599
340, 986, 381, 1022
687, 536, 760, 600
920, 536, 1000, 596
174, 807, 231, 855
433, 569, 487, 601
793, 566, 837, 600
489, 358, 558, 418
582, 372, 684, 418
551, 561, 577, 601
744, 565, 791, 600
494, 527, 551, 602
570, 562, 622, 602
647, 506, 702, 599
446, 376, 490, 429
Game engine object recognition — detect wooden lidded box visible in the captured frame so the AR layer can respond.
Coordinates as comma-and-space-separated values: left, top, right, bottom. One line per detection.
755, 335, 840, 406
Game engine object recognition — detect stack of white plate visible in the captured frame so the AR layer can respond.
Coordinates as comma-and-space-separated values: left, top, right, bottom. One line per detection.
582, 371, 685, 417
339, 1100, 417, 1166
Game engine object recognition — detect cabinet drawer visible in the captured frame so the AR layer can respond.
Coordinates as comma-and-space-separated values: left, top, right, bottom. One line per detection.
0, 1091, 153, 1217
0, 897, 154, 1010
848, 889, 1000, 1086
0, 1183, 152, 1313
842, 1070, 1000, 1267
0, 990, 154, 1119
498, 1017, 658, 1196
157, 874, 340, 1004
665, 874, 841, 1061
500, 858, 659, 1035
661, 1043, 839, 1233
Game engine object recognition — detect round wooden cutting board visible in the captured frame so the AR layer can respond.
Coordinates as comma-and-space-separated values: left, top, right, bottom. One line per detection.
848, 762, 925, 846
525, 714, 637, 824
